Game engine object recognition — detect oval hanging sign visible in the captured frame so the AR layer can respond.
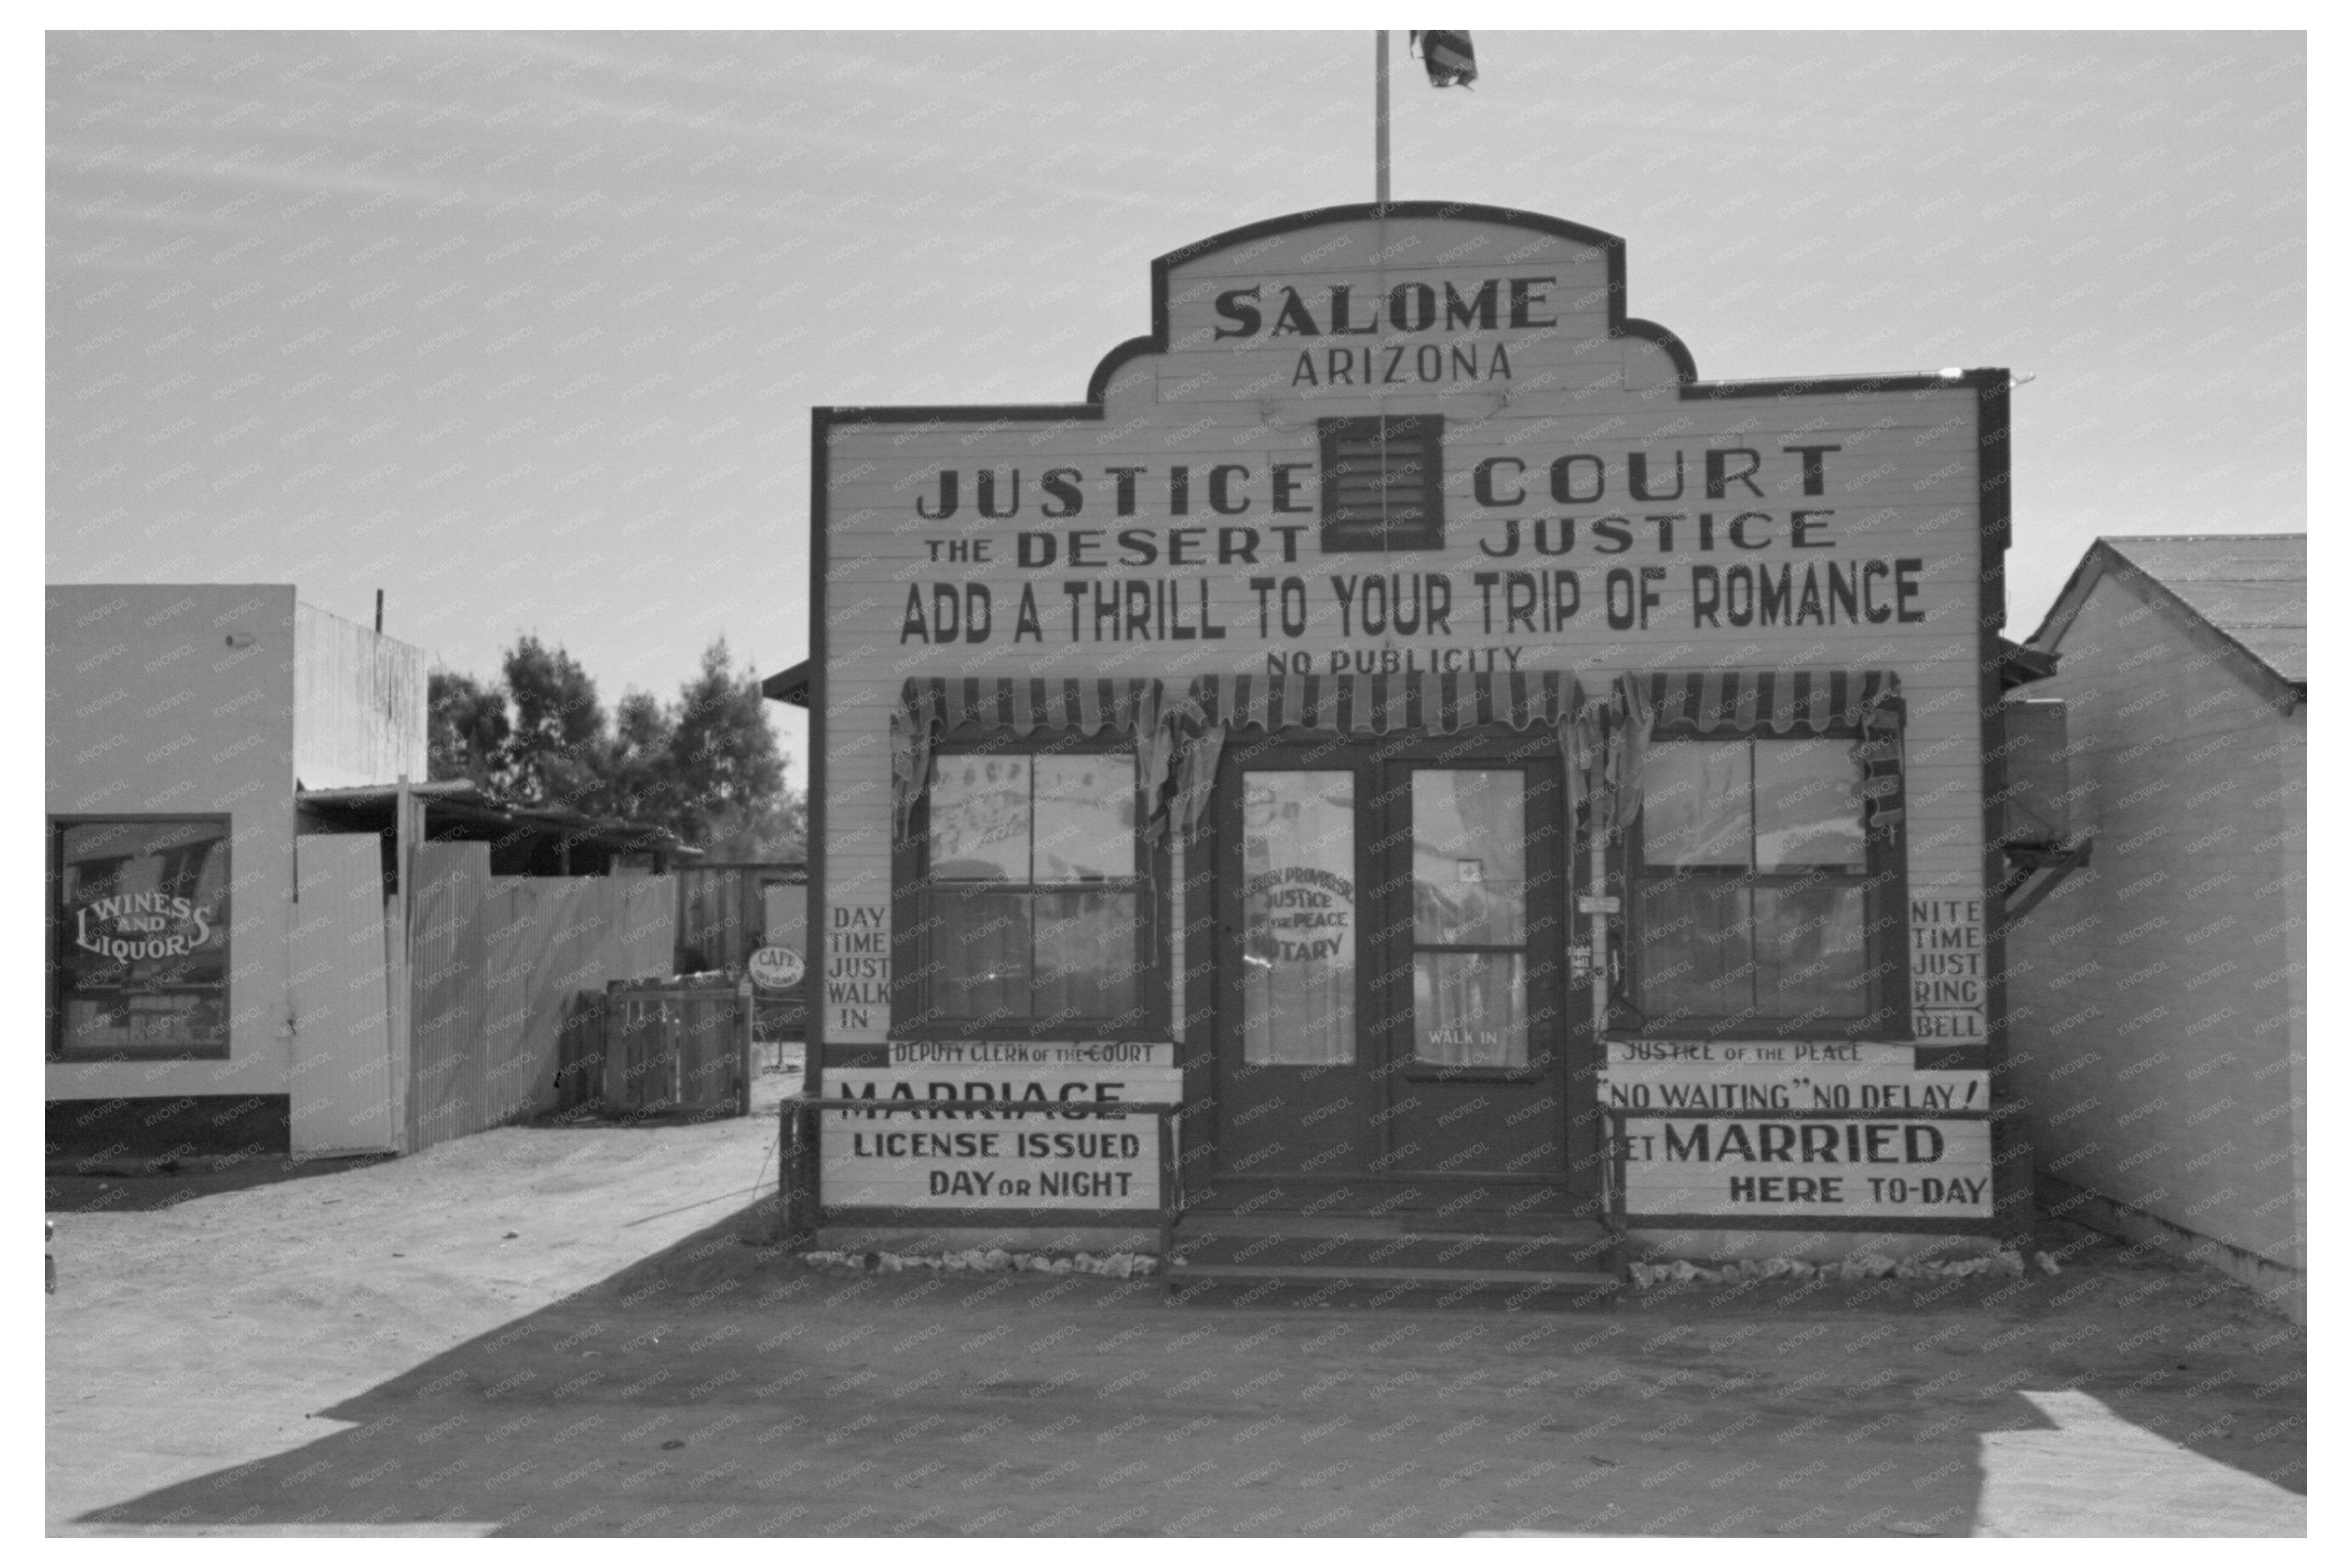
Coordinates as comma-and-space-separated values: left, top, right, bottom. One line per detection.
749, 946, 806, 991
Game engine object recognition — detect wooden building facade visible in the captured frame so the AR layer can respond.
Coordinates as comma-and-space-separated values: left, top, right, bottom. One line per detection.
805, 204, 2022, 1260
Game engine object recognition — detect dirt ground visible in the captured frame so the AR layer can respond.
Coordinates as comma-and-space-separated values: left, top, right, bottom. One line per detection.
47, 1068, 2305, 1538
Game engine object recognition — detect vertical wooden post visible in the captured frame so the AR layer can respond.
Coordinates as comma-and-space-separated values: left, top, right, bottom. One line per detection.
1374, 31, 1392, 205
1589, 833, 1609, 1037
737, 975, 755, 1117
387, 773, 414, 1153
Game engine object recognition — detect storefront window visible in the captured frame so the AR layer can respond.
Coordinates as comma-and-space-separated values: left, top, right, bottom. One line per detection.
1634, 738, 1874, 1025
1410, 769, 1528, 1068
913, 751, 1145, 1029
49, 816, 232, 1058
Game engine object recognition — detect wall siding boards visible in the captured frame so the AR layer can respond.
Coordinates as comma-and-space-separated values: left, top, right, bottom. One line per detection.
2007, 573, 2305, 1281
811, 205, 2008, 1243
292, 602, 427, 790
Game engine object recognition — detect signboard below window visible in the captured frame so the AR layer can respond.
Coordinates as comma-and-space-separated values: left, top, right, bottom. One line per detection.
821, 1065, 1178, 1211
50, 816, 232, 1057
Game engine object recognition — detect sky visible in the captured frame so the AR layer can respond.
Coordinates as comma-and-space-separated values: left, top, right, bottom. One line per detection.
44, 29, 2308, 788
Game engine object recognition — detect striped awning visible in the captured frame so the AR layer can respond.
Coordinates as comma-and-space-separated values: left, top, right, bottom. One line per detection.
1626, 667, 1905, 827
890, 677, 1167, 837
1171, 669, 1587, 737
888, 667, 1905, 843
1633, 667, 1902, 736
1163, 670, 1594, 838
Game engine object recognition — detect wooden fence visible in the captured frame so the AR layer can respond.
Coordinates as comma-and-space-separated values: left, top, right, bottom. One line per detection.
675, 861, 809, 1042
407, 842, 676, 1151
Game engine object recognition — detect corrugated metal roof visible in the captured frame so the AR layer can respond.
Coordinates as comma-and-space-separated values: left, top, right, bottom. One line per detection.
2100, 534, 2305, 686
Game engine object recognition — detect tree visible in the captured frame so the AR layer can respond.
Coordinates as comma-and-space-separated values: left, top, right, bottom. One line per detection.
426, 634, 802, 861
669, 637, 799, 858
501, 635, 607, 811
604, 688, 683, 827
427, 669, 509, 789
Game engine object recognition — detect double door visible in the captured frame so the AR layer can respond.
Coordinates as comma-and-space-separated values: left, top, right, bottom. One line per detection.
1196, 726, 1596, 1214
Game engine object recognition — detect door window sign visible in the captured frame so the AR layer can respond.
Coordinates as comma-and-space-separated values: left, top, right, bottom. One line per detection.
1239, 771, 1357, 1067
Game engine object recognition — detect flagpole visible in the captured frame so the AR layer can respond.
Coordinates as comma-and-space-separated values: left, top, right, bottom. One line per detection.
1374, 30, 1391, 205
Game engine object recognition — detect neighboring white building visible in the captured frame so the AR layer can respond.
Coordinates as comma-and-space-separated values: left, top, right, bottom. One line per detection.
47, 585, 425, 1154
2005, 535, 2306, 1319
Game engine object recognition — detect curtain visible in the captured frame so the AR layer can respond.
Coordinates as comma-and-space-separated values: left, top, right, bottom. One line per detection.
1629, 667, 1905, 830
1160, 670, 1590, 842
890, 678, 1165, 839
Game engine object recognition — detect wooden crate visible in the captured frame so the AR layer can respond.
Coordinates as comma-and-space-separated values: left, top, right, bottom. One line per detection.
601, 980, 753, 1118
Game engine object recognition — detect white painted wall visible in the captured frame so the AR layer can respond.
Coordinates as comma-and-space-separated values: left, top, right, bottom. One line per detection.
47, 584, 300, 1101
2006, 572, 2306, 1273
293, 602, 427, 790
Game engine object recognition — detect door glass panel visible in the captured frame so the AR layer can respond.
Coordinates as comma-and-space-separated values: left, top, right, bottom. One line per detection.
1240, 771, 1356, 1066
1642, 741, 1751, 868
1414, 951, 1528, 1067
926, 756, 1030, 881
1411, 769, 1527, 946
1753, 740, 1867, 870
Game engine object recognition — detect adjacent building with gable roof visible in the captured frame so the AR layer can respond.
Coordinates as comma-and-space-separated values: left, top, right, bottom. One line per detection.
2004, 534, 2305, 1319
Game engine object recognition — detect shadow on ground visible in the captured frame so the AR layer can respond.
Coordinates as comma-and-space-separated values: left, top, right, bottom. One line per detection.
66, 1203, 2303, 1537
46, 1152, 397, 1215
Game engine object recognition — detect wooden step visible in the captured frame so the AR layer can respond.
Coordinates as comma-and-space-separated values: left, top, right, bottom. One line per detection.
1178, 1211, 1606, 1239
1171, 1233, 1621, 1273
1167, 1259, 1621, 1288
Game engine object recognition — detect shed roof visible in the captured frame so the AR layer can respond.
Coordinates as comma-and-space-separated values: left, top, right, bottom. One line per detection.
761, 660, 809, 706
2027, 534, 2305, 706
297, 779, 695, 867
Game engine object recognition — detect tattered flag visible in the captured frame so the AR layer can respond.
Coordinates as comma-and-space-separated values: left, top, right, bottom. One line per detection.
1411, 30, 1477, 89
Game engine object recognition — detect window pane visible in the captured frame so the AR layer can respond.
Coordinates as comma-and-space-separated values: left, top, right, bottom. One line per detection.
1240, 771, 1356, 1067
55, 818, 231, 1053
1636, 875, 1753, 1020
1643, 742, 1752, 868
926, 756, 1030, 881
1034, 890, 1140, 1020
1754, 740, 1868, 870
930, 889, 1030, 1021
1754, 882, 1869, 1017
1412, 769, 1526, 946
1414, 951, 1528, 1068
1032, 755, 1135, 881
